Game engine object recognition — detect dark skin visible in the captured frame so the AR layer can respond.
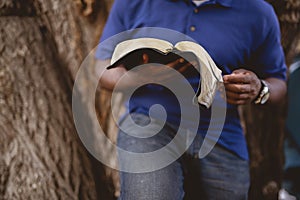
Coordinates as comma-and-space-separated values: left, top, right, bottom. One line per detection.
97, 54, 196, 91
223, 69, 286, 105
96, 55, 286, 105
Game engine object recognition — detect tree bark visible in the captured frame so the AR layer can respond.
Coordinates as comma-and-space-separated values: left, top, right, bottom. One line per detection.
0, 16, 97, 199
244, 1, 300, 199
0, 0, 116, 199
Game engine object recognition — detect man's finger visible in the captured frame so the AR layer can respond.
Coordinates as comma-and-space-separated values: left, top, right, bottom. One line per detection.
227, 98, 248, 105
142, 53, 149, 63
232, 69, 248, 74
167, 58, 183, 68
177, 61, 196, 73
226, 90, 251, 100
224, 83, 251, 93
223, 73, 252, 84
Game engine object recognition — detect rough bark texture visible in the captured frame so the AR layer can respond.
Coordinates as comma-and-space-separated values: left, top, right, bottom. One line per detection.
0, 0, 116, 199
270, 0, 300, 63
0, 17, 97, 199
244, 1, 300, 199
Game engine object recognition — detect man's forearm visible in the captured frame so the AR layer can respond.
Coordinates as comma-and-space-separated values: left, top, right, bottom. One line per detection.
95, 59, 121, 91
264, 77, 287, 105
95, 59, 140, 91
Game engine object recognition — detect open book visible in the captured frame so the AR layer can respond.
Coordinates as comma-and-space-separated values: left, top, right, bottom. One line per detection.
107, 38, 223, 108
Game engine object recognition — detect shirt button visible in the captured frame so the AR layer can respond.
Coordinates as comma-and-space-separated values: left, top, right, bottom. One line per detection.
194, 8, 199, 13
190, 26, 196, 32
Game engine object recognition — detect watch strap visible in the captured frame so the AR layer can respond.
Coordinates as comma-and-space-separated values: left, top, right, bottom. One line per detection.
254, 80, 269, 104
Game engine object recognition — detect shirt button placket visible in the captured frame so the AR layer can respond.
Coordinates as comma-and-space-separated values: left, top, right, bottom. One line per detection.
189, 7, 199, 33
190, 26, 196, 32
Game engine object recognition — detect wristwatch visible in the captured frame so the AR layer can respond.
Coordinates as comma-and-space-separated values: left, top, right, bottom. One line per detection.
254, 80, 270, 104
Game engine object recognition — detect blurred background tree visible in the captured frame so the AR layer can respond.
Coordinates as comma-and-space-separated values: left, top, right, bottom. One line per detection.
0, 0, 299, 199
244, 0, 300, 199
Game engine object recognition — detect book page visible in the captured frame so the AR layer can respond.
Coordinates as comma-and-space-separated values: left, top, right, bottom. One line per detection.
111, 38, 173, 64
175, 41, 223, 108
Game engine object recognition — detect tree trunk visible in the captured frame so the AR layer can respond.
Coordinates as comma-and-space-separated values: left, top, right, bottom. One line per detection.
0, 0, 116, 199
0, 17, 97, 199
244, 1, 300, 199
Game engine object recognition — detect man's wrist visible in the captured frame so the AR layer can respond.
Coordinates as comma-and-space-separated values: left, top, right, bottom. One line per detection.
254, 80, 270, 104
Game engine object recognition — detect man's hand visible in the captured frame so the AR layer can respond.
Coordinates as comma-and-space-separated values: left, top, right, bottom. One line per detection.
97, 53, 197, 91
223, 69, 261, 105
138, 53, 197, 83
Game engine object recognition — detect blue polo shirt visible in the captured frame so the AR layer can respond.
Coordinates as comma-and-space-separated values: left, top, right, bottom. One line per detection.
96, 0, 286, 160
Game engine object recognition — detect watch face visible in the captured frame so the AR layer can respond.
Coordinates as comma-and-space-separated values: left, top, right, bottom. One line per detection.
261, 92, 270, 104
254, 80, 270, 105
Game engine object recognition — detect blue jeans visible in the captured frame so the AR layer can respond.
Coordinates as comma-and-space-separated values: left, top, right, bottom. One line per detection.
117, 113, 250, 200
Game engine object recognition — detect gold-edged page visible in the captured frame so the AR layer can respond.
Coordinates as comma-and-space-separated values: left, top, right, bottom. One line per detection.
111, 38, 173, 64
175, 41, 223, 107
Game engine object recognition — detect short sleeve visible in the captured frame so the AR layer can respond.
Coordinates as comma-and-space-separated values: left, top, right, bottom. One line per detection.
95, 0, 127, 60
250, 8, 287, 80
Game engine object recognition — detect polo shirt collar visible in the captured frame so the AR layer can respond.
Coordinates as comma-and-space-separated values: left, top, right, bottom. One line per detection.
168, 0, 233, 7
213, 0, 233, 7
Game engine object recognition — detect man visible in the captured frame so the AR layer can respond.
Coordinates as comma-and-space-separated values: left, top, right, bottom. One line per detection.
95, 0, 287, 199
